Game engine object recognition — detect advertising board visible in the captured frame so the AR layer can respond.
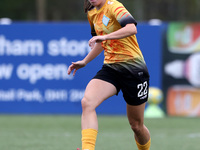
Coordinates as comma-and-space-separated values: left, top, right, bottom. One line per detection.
0, 22, 162, 114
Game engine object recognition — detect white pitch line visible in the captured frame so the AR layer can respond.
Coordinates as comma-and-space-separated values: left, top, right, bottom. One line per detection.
187, 133, 200, 138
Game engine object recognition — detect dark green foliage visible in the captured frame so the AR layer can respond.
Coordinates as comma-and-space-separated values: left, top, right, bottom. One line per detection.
0, 0, 200, 21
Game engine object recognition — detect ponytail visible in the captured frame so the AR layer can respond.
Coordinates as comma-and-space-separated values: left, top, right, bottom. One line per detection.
84, 0, 94, 13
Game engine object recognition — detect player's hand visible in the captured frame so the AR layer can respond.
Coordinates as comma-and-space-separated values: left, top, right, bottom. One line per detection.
89, 35, 106, 49
67, 60, 87, 76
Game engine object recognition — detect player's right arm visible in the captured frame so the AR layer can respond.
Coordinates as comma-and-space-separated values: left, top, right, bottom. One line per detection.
68, 9, 102, 76
67, 42, 103, 76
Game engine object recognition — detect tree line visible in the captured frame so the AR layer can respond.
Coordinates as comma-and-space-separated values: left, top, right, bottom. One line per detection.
0, 0, 200, 22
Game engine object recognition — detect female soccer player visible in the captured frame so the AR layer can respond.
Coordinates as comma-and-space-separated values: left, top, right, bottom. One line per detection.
68, 0, 151, 149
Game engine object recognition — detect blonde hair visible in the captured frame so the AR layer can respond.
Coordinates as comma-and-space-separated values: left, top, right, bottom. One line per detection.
84, 0, 94, 13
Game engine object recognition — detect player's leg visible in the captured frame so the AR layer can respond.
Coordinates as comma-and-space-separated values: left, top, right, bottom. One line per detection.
82, 78, 117, 129
127, 103, 151, 150
81, 78, 117, 150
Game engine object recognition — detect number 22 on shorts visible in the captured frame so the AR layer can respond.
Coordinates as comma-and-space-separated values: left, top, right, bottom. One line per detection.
137, 81, 148, 99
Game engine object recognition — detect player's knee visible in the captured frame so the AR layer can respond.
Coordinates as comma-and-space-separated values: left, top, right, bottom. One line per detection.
81, 97, 89, 109
81, 97, 94, 111
129, 120, 143, 133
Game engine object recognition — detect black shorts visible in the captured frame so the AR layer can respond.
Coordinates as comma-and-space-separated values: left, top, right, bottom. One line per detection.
93, 64, 150, 105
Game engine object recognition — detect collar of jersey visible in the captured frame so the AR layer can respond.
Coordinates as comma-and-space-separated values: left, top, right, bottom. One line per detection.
95, 0, 108, 13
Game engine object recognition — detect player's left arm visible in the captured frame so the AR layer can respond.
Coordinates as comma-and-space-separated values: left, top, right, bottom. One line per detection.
104, 4, 138, 40
89, 3, 137, 46
89, 23, 136, 47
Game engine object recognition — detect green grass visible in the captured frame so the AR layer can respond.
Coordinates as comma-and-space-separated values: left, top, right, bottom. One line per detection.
0, 115, 200, 150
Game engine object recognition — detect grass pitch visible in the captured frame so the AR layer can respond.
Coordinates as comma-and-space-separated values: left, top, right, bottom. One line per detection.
0, 115, 199, 150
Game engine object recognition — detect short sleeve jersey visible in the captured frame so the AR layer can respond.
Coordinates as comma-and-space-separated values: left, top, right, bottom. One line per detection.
87, 0, 148, 72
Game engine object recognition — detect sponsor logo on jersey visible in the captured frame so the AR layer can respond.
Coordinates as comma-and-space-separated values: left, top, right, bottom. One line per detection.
102, 15, 110, 26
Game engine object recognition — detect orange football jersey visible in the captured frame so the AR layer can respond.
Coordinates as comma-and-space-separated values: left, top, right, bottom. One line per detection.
88, 0, 148, 72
